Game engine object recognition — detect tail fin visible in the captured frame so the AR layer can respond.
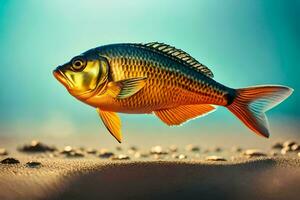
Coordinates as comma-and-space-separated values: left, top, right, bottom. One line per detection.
227, 85, 293, 138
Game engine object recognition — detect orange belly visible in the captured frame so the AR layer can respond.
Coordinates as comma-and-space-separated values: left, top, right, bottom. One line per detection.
85, 79, 226, 113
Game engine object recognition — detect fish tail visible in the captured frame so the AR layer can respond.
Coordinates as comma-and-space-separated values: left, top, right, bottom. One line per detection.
226, 85, 293, 138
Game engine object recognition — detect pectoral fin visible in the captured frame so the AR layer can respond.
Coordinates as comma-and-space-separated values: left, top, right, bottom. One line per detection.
106, 77, 147, 99
96, 108, 122, 143
154, 104, 216, 126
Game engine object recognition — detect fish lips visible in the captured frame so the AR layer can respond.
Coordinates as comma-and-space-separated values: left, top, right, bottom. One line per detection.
53, 68, 69, 88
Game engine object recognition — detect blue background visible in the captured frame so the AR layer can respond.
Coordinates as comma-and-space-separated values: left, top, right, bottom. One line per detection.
0, 0, 298, 144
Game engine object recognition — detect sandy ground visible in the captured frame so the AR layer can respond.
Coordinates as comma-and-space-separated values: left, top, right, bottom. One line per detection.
1, 153, 300, 200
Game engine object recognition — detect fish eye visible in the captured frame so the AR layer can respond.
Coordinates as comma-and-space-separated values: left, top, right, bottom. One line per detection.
71, 56, 86, 71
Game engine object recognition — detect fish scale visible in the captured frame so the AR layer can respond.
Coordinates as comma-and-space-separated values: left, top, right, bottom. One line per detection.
95, 44, 229, 112
54, 42, 293, 142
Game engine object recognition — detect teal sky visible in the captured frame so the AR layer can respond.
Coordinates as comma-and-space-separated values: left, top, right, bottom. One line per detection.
0, 0, 299, 139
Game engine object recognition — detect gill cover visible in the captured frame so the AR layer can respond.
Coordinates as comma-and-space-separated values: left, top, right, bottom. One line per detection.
91, 56, 110, 96
70, 55, 110, 99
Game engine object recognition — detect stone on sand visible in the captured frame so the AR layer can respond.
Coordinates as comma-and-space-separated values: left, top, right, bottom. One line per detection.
99, 150, 114, 158
150, 146, 168, 155
291, 144, 300, 151
66, 151, 85, 158
115, 146, 122, 151
0, 148, 8, 156
168, 145, 178, 152
1, 157, 20, 164
129, 146, 138, 151
172, 154, 187, 159
185, 144, 200, 152
112, 154, 130, 160
283, 141, 297, 148
243, 149, 267, 158
60, 146, 85, 158
86, 148, 97, 154
134, 152, 149, 158
281, 146, 293, 155
19, 140, 56, 153
231, 146, 242, 152
205, 156, 227, 161
269, 151, 278, 156
214, 147, 222, 152
272, 142, 283, 149
26, 161, 42, 168
61, 146, 73, 154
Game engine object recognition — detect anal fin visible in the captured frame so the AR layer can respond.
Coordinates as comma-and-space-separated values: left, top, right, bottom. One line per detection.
154, 104, 216, 126
96, 108, 122, 143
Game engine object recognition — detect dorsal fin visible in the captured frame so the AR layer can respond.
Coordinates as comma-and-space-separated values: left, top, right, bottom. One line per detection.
141, 42, 214, 78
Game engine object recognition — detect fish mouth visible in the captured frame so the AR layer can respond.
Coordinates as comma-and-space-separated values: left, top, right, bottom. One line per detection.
53, 69, 94, 98
53, 69, 70, 88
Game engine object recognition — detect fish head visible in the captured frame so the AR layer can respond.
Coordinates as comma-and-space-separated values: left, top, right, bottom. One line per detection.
53, 50, 109, 100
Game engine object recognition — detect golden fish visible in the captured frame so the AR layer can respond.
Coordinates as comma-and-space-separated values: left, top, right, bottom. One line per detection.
53, 42, 293, 143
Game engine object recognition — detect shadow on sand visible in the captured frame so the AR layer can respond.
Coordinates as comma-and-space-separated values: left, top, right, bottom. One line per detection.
53, 158, 300, 200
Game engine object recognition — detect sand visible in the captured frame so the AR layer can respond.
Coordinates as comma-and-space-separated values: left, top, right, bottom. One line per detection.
1, 155, 300, 200
1, 137, 300, 200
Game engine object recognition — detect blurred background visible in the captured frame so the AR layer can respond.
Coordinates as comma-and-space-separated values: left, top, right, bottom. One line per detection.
0, 0, 299, 148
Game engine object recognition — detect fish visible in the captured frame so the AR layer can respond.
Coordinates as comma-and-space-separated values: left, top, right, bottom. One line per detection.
53, 42, 293, 143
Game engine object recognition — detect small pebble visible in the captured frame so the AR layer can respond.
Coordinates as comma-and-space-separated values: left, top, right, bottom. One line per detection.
86, 148, 97, 154
291, 144, 300, 151
1, 157, 20, 164
281, 146, 292, 155
185, 144, 200, 152
243, 149, 267, 158
115, 146, 122, 151
134, 152, 149, 158
298, 152, 300, 157
61, 146, 73, 154
0, 148, 8, 156
168, 145, 178, 152
66, 151, 85, 158
48, 153, 58, 158
26, 161, 41, 168
127, 149, 136, 154
205, 156, 227, 161
150, 146, 168, 155
272, 142, 283, 149
79, 147, 86, 151
153, 154, 164, 160
231, 146, 242, 152
270, 151, 278, 156
129, 146, 138, 151
60, 146, 85, 157
214, 147, 222, 152
112, 154, 130, 160
171, 154, 178, 159
19, 140, 56, 153
283, 141, 296, 148
172, 154, 187, 159
179, 154, 187, 159
99, 151, 114, 158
